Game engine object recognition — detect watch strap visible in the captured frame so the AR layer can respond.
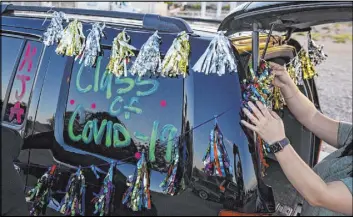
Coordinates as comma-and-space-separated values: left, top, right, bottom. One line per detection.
269, 138, 290, 153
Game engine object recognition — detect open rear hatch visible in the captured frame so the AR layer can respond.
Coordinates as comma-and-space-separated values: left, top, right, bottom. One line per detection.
217, 2, 352, 216
219, 1, 353, 34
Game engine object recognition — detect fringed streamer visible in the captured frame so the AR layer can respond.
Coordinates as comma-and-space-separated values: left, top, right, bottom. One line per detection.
287, 63, 298, 86
272, 86, 284, 110
308, 32, 327, 66
160, 31, 190, 78
78, 22, 105, 67
91, 165, 101, 179
160, 144, 179, 195
122, 153, 151, 211
59, 167, 86, 216
106, 29, 136, 77
56, 19, 85, 57
202, 124, 233, 177
193, 31, 237, 76
299, 50, 317, 80
91, 162, 116, 216
241, 61, 274, 111
130, 31, 162, 77
27, 165, 58, 216
43, 11, 68, 46
257, 134, 269, 177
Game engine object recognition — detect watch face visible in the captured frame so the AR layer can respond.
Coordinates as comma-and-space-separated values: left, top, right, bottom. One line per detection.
270, 143, 283, 153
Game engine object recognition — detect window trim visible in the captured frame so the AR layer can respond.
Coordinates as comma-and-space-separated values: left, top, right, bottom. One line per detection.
1, 34, 45, 130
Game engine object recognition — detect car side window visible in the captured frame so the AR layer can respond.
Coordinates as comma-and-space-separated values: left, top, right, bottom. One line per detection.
0, 36, 24, 113
3, 40, 43, 125
63, 49, 183, 170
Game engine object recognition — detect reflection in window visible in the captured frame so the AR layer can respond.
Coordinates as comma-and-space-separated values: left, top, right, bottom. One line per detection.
1, 36, 24, 113
3, 40, 43, 125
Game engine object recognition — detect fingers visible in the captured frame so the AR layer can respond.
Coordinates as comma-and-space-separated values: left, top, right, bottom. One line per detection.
255, 101, 271, 118
247, 101, 265, 121
242, 107, 260, 125
240, 120, 258, 132
269, 62, 286, 76
270, 110, 281, 120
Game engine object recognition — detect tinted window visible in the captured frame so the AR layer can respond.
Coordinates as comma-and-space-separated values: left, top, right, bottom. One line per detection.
1, 36, 24, 112
3, 40, 43, 125
63, 50, 183, 171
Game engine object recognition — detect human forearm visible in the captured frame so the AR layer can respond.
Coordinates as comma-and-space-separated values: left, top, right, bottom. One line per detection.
275, 144, 353, 215
281, 83, 340, 147
275, 144, 326, 206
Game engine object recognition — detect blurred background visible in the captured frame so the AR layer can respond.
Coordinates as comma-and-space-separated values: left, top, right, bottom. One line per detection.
8, 1, 352, 157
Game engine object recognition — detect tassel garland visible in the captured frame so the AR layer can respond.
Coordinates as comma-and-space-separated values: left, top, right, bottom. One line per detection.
78, 22, 105, 67
26, 165, 58, 216
59, 167, 86, 216
106, 29, 136, 77
56, 19, 85, 57
130, 31, 162, 77
122, 152, 151, 211
160, 144, 180, 195
202, 124, 233, 177
91, 162, 116, 216
42, 11, 68, 46
160, 31, 191, 78
193, 31, 237, 76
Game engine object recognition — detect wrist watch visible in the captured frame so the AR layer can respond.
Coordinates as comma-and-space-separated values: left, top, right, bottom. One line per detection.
269, 137, 290, 153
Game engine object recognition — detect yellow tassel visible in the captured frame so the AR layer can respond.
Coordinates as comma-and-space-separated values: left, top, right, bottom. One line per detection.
300, 50, 317, 80
106, 29, 136, 77
272, 86, 284, 110
56, 19, 85, 57
287, 63, 297, 85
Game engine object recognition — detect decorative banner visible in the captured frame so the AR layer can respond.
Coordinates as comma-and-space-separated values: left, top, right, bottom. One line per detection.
160, 144, 179, 195
78, 22, 105, 67
91, 162, 116, 216
160, 31, 190, 78
26, 165, 58, 216
106, 29, 136, 77
202, 123, 233, 178
308, 32, 327, 66
122, 152, 151, 212
43, 11, 68, 46
241, 60, 274, 111
299, 50, 317, 80
56, 19, 85, 57
59, 167, 86, 216
130, 31, 162, 77
193, 31, 238, 76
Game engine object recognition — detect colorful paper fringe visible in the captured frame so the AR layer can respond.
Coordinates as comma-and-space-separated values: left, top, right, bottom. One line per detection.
56, 19, 85, 57
26, 165, 58, 216
272, 86, 284, 110
59, 167, 86, 216
160, 144, 179, 195
106, 29, 136, 77
43, 11, 68, 46
241, 61, 274, 110
91, 162, 116, 216
299, 50, 317, 80
78, 22, 105, 67
193, 31, 237, 76
202, 124, 233, 177
130, 31, 162, 77
122, 152, 151, 212
160, 31, 190, 78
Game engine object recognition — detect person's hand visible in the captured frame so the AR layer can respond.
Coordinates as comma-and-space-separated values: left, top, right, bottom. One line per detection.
269, 62, 299, 99
269, 62, 293, 88
241, 101, 286, 145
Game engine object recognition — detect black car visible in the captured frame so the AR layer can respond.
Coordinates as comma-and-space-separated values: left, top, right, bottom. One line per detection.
1, 2, 352, 216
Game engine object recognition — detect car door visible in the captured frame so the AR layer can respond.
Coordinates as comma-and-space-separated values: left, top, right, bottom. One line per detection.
1, 33, 45, 194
